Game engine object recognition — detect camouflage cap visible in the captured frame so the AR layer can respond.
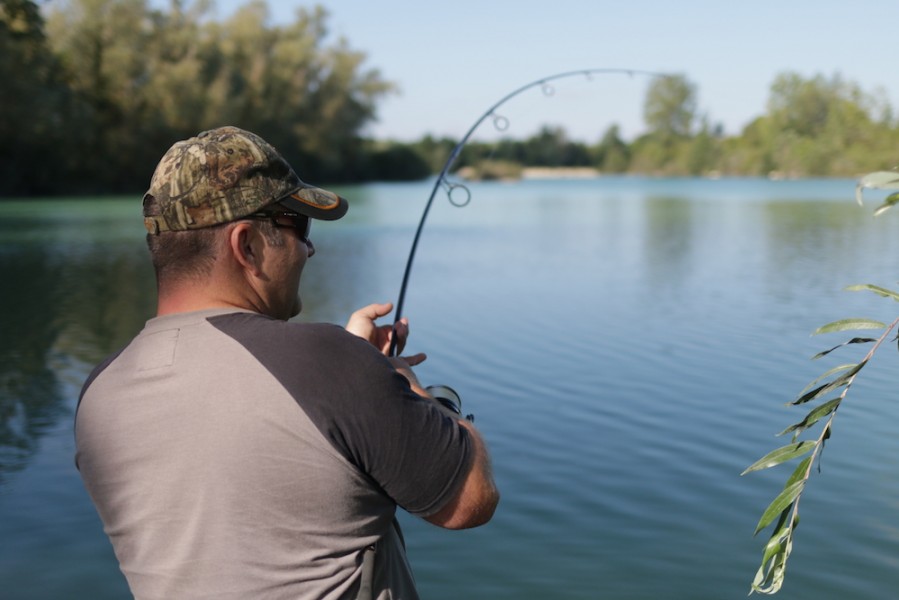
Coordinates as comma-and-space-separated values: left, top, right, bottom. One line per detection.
143, 126, 348, 234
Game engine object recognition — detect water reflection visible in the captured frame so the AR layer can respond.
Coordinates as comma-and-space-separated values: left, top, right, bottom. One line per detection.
761, 200, 899, 291
0, 207, 154, 483
299, 184, 434, 325
0, 247, 67, 482
641, 195, 695, 292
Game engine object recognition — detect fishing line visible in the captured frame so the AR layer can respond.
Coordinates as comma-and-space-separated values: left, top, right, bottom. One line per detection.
388, 68, 671, 356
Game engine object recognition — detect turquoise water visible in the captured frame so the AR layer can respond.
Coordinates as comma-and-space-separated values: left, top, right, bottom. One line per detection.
2, 177, 899, 598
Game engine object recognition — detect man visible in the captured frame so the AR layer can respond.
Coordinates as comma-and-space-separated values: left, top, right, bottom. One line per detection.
75, 126, 499, 599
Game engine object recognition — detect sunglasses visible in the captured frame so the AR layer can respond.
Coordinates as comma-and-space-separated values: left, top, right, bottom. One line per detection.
245, 209, 311, 242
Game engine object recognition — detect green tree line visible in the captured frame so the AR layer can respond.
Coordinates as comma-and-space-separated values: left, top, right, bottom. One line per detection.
439, 73, 899, 180
3, 0, 899, 197
1, 0, 398, 195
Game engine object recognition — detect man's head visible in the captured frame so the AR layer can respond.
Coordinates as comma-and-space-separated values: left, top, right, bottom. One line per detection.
143, 126, 347, 233
142, 126, 348, 318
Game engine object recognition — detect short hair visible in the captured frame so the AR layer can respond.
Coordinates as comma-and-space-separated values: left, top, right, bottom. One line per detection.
144, 194, 285, 285
146, 226, 222, 284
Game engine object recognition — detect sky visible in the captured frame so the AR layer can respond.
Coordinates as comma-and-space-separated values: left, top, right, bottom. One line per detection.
209, 0, 899, 143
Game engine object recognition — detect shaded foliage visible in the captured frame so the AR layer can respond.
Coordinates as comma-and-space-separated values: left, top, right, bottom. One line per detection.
362, 141, 431, 181
0, 0, 79, 194
1, 0, 395, 196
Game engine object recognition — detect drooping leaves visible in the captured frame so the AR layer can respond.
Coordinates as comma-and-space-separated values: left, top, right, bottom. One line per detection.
798, 364, 857, 390
751, 518, 796, 594
856, 171, 899, 216
873, 193, 899, 217
812, 318, 885, 335
790, 363, 863, 405
812, 340, 876, 360
749, 459, 811, 594
855, 171, 899, 205
746, 178, 899, 595
778, 399, 841, 438
753, 480, 805, 536
742, 441, 816, 475
844, 283, 899, 302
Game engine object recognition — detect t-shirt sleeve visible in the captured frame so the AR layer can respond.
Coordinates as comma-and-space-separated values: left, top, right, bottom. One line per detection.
323, 338, 475, 517
209, 314, 474, 517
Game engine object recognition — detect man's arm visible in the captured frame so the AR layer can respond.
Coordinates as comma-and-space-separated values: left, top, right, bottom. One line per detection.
422, 418, 499, 529
347, 302, 500, 529
389, 359, 499, 530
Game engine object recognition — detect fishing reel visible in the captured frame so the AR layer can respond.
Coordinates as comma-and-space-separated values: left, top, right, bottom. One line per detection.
425, 385, 474, 422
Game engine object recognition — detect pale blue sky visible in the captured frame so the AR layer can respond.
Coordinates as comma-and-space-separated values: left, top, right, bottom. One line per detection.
214, 0, 898, 143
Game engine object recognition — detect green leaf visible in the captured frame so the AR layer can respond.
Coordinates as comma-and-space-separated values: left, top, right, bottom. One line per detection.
754, 480, 804, 535
751, 517, 796, 594
845, 283, 899, 302
857, 171, 899, 188
778, 400, 841, 437
793, 362, 863, 406
812, 340, 876, 360
758, 524, 791, 570
785, 456, 813, 488
873, 194, 899, 217
799, 364, 857, 392
812, 319, 886, 335
856, 171, 899, 206
751, 553, 784, 594
742, 441, 816, 475
790, 363, 861, 405
791, 382, 833, 406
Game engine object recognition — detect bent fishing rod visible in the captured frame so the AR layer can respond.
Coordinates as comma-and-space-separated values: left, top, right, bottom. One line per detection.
388, 67, 670, 357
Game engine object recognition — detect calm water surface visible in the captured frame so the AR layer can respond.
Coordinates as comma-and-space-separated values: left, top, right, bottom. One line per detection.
2, 177, 899, 599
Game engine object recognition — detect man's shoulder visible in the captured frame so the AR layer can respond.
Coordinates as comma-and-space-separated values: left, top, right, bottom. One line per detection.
78, 346, 128, 407
205, 312, 377, 365
206, 312, 351, 343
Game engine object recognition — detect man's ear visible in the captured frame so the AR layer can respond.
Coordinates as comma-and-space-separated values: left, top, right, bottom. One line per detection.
228, 222, 263, 275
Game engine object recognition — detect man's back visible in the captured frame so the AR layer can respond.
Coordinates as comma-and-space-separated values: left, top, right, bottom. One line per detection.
76, 309, 470, 599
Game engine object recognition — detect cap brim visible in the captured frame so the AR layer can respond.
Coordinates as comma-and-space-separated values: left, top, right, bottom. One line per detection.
280, 184, 348, 221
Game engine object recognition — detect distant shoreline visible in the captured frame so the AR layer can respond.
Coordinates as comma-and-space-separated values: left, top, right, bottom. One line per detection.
520, 167, 601, 179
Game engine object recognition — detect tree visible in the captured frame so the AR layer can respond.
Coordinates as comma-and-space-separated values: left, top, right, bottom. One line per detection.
45, 0, 165, 190
594, 124, 630, 173
685, 116, 719, 176
411, 135, 458, 173
0, 0, 77, 195
364, 141, 430, 181
643, 73, 697, 141
520, 126, 590, 167
195, 2, 394, 181
38, 0, 395, 190
762, 72, 887, 176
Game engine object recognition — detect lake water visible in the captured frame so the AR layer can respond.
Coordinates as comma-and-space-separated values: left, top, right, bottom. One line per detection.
2, 176, 899, 599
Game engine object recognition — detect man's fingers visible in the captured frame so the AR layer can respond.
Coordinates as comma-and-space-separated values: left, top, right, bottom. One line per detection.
354, 302, 393, 321
392, 319, 408, 338
400, 352, 427, 367
389, 318, 409, 354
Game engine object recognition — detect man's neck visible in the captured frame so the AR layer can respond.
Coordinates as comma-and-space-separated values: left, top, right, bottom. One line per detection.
155, 281, 259, 317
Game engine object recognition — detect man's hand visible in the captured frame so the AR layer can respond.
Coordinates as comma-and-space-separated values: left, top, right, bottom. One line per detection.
345, 302, 408, 356
347, 302, 429, 394
387, 354, 428, 396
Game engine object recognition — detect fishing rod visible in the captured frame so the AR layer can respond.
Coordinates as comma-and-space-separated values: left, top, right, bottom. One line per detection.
388, 67, 670, 357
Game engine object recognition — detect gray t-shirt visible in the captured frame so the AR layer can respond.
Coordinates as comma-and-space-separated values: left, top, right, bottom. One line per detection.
75, 309, 473, 600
